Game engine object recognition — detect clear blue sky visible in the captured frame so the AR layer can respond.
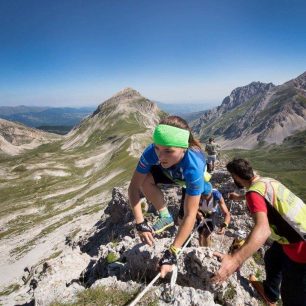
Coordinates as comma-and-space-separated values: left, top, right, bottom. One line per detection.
1, 0, 306, 107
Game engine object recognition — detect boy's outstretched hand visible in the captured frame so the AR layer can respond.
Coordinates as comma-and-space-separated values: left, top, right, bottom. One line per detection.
228, 192, 244, 201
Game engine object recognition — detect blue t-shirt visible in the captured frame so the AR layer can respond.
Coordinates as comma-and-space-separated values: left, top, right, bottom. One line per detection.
136, 144, 206, 196
210, 189, 222, 201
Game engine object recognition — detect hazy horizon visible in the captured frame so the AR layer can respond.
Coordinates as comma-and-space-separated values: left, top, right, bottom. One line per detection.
0, 97, 218, 109
1, 0, 306, 107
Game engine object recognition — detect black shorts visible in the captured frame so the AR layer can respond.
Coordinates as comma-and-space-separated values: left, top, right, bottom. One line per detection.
150, 165, 185, 211
150, 165, 176, 185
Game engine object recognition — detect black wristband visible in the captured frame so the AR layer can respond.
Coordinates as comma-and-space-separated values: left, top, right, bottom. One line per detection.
136, 220, 152, 233
221, 222, 228, 228
202, 211, 212, 218
159, 249, 177, 266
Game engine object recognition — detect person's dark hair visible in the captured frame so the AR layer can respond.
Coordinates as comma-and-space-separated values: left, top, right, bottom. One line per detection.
160, 115, 202, 149
226, 158, 254, 180
209, 137, 214, 142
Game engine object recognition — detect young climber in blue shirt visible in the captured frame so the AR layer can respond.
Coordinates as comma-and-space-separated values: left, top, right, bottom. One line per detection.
178, 182, 231, 247
128, 115, 210, 278
195, 182, 231, 247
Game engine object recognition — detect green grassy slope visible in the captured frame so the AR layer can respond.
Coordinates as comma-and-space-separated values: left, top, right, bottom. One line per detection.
0, 105, 159, 257
223, 139, 306, 201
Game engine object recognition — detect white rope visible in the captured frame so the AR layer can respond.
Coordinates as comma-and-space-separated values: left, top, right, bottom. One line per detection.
128, 219, 205, 306
128, 272, 161, 306
168, 219, 205, 291
169, 265, 178, 288
181, 219, 205, 253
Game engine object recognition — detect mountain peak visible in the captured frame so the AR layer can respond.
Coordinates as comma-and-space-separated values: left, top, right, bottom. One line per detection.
92, 88, 147, 118
285, 71, 306, 91
64, 88, 161, 149
111, 87, 142, 100
296, 71, 306, 79
230, 81, 274, 97
219, 81, 275, 111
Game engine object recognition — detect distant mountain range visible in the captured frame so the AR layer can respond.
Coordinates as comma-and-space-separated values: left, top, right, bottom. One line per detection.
1, 71, 306, 153
0, 102, 211, 133
0, 88, 165, 155
0, 106, 95, 133
191, 71, 306, 149
156, 101, 214, 117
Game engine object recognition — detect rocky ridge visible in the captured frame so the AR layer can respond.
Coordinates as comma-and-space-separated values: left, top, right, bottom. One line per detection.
1, 163, 267, 306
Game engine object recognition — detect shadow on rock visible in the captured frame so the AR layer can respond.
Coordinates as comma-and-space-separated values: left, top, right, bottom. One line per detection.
79, 187, 135, 256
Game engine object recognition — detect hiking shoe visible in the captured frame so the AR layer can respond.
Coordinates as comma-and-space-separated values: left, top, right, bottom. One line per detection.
152, 216, 174, 234
249, 275, 277, 306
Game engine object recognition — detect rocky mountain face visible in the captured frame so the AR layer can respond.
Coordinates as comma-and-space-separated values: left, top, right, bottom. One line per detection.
191, 72, 306, 149
218, 82, 275, 113
0, 118, 61, 155
1, 162, 268, 306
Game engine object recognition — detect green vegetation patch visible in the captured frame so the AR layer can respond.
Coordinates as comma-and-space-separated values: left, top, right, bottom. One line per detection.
79, 112, 147, 151
253, 251, 264, 265
224, 144, 306, 201
297, 94, 306, 106
223, 282, 236, 301
283, 130, 306, 147
0, 110, 149, 255
106, 252, 119, 264
0, 283, 21, 296
50, 285, 158, 306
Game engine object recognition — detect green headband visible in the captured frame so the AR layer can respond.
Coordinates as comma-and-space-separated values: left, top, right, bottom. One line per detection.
153, 124, 190, 148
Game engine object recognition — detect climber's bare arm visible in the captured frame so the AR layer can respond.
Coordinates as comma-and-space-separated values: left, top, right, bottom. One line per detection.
172, 194, 200, 248
228, 192, 245, 201
212, 212, 270, 283
217, 197, 231, 234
